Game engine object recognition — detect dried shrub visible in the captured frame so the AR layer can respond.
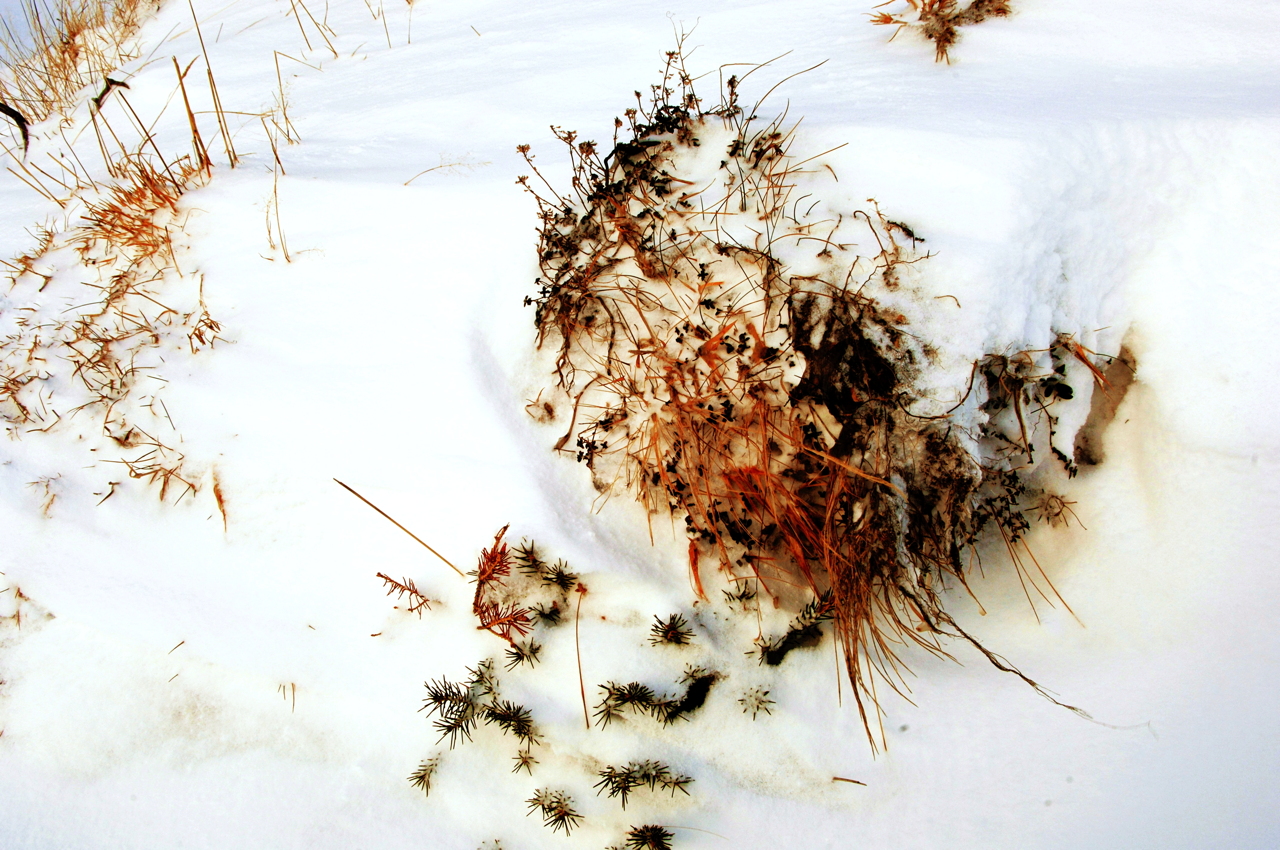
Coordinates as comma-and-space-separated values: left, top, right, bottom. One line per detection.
0, 0, 257, 509
523, 49, 1102, 746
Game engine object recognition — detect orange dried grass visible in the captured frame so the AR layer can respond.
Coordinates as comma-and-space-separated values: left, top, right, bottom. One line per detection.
0, 0, 155, 123
2, 96, 217, 507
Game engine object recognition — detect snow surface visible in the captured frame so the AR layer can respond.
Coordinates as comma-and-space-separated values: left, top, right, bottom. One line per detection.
1, 1, 1279, 848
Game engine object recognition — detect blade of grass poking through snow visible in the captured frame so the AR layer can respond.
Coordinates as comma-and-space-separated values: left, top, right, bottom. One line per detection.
173, 56, 211, 174
332, 479, 464, 576
575, 583, 589, 730
186, 0, 237, 167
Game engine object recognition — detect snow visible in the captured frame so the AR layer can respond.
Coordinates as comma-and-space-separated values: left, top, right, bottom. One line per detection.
2, 1, 1279, 848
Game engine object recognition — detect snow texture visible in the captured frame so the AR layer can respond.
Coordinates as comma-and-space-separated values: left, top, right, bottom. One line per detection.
1, 1, 1279, 849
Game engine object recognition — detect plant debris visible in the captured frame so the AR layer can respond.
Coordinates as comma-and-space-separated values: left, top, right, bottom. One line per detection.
513, 540, 579, 591
525, 788, 584, 836
870, 0, 1013, 62
504, 638, 543, 670
377, 572, 434, 617
595, 664, 719, 727
738, 686, 775, 719
471, 526, 534, 643
621, 824, 676, 850
420, 660, 539, 750
648, 613, 694, 646
757, 590, 836, 666
407, 757, 440, 797
594, 759, 693, 809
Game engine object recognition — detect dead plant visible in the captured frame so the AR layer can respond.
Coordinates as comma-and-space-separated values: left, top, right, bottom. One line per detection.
870, 0, 1012, 62
522, 46, 1104, 748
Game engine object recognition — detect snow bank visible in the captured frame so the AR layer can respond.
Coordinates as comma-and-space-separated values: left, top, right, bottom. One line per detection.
1, 1, 1278, 848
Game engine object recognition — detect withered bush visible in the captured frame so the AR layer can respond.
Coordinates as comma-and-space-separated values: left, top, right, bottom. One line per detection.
522, 49, 1099, 745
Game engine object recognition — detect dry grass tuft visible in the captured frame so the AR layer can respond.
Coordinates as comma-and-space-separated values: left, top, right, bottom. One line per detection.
522, 47, 1106, 747
0, 2, 246, 507
1, 137, 216, 504
0, 0, 157, 124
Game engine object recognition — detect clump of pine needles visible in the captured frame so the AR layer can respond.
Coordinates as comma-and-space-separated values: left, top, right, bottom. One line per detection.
756, 590, 835, 666
523, 44, 1107, 747
471, 526, 535, 642
738, 686, 775, 719
407, 757, 440, 797
504, 638, 542, 670
420, 660, 539, 750
471, 529, 583, 643
525, 789, 584, 836
595, 665, 719, 727
648, 613, 694, 646
594, 760, 692, 808
514, 540, 579, 592
394, 532, 594, 802
619, 824, 676, 850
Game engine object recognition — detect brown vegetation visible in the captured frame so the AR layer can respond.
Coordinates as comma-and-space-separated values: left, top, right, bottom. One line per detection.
870, 0, 1012, 62
0, 0, 157, 124
521, 49, 1102, 747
